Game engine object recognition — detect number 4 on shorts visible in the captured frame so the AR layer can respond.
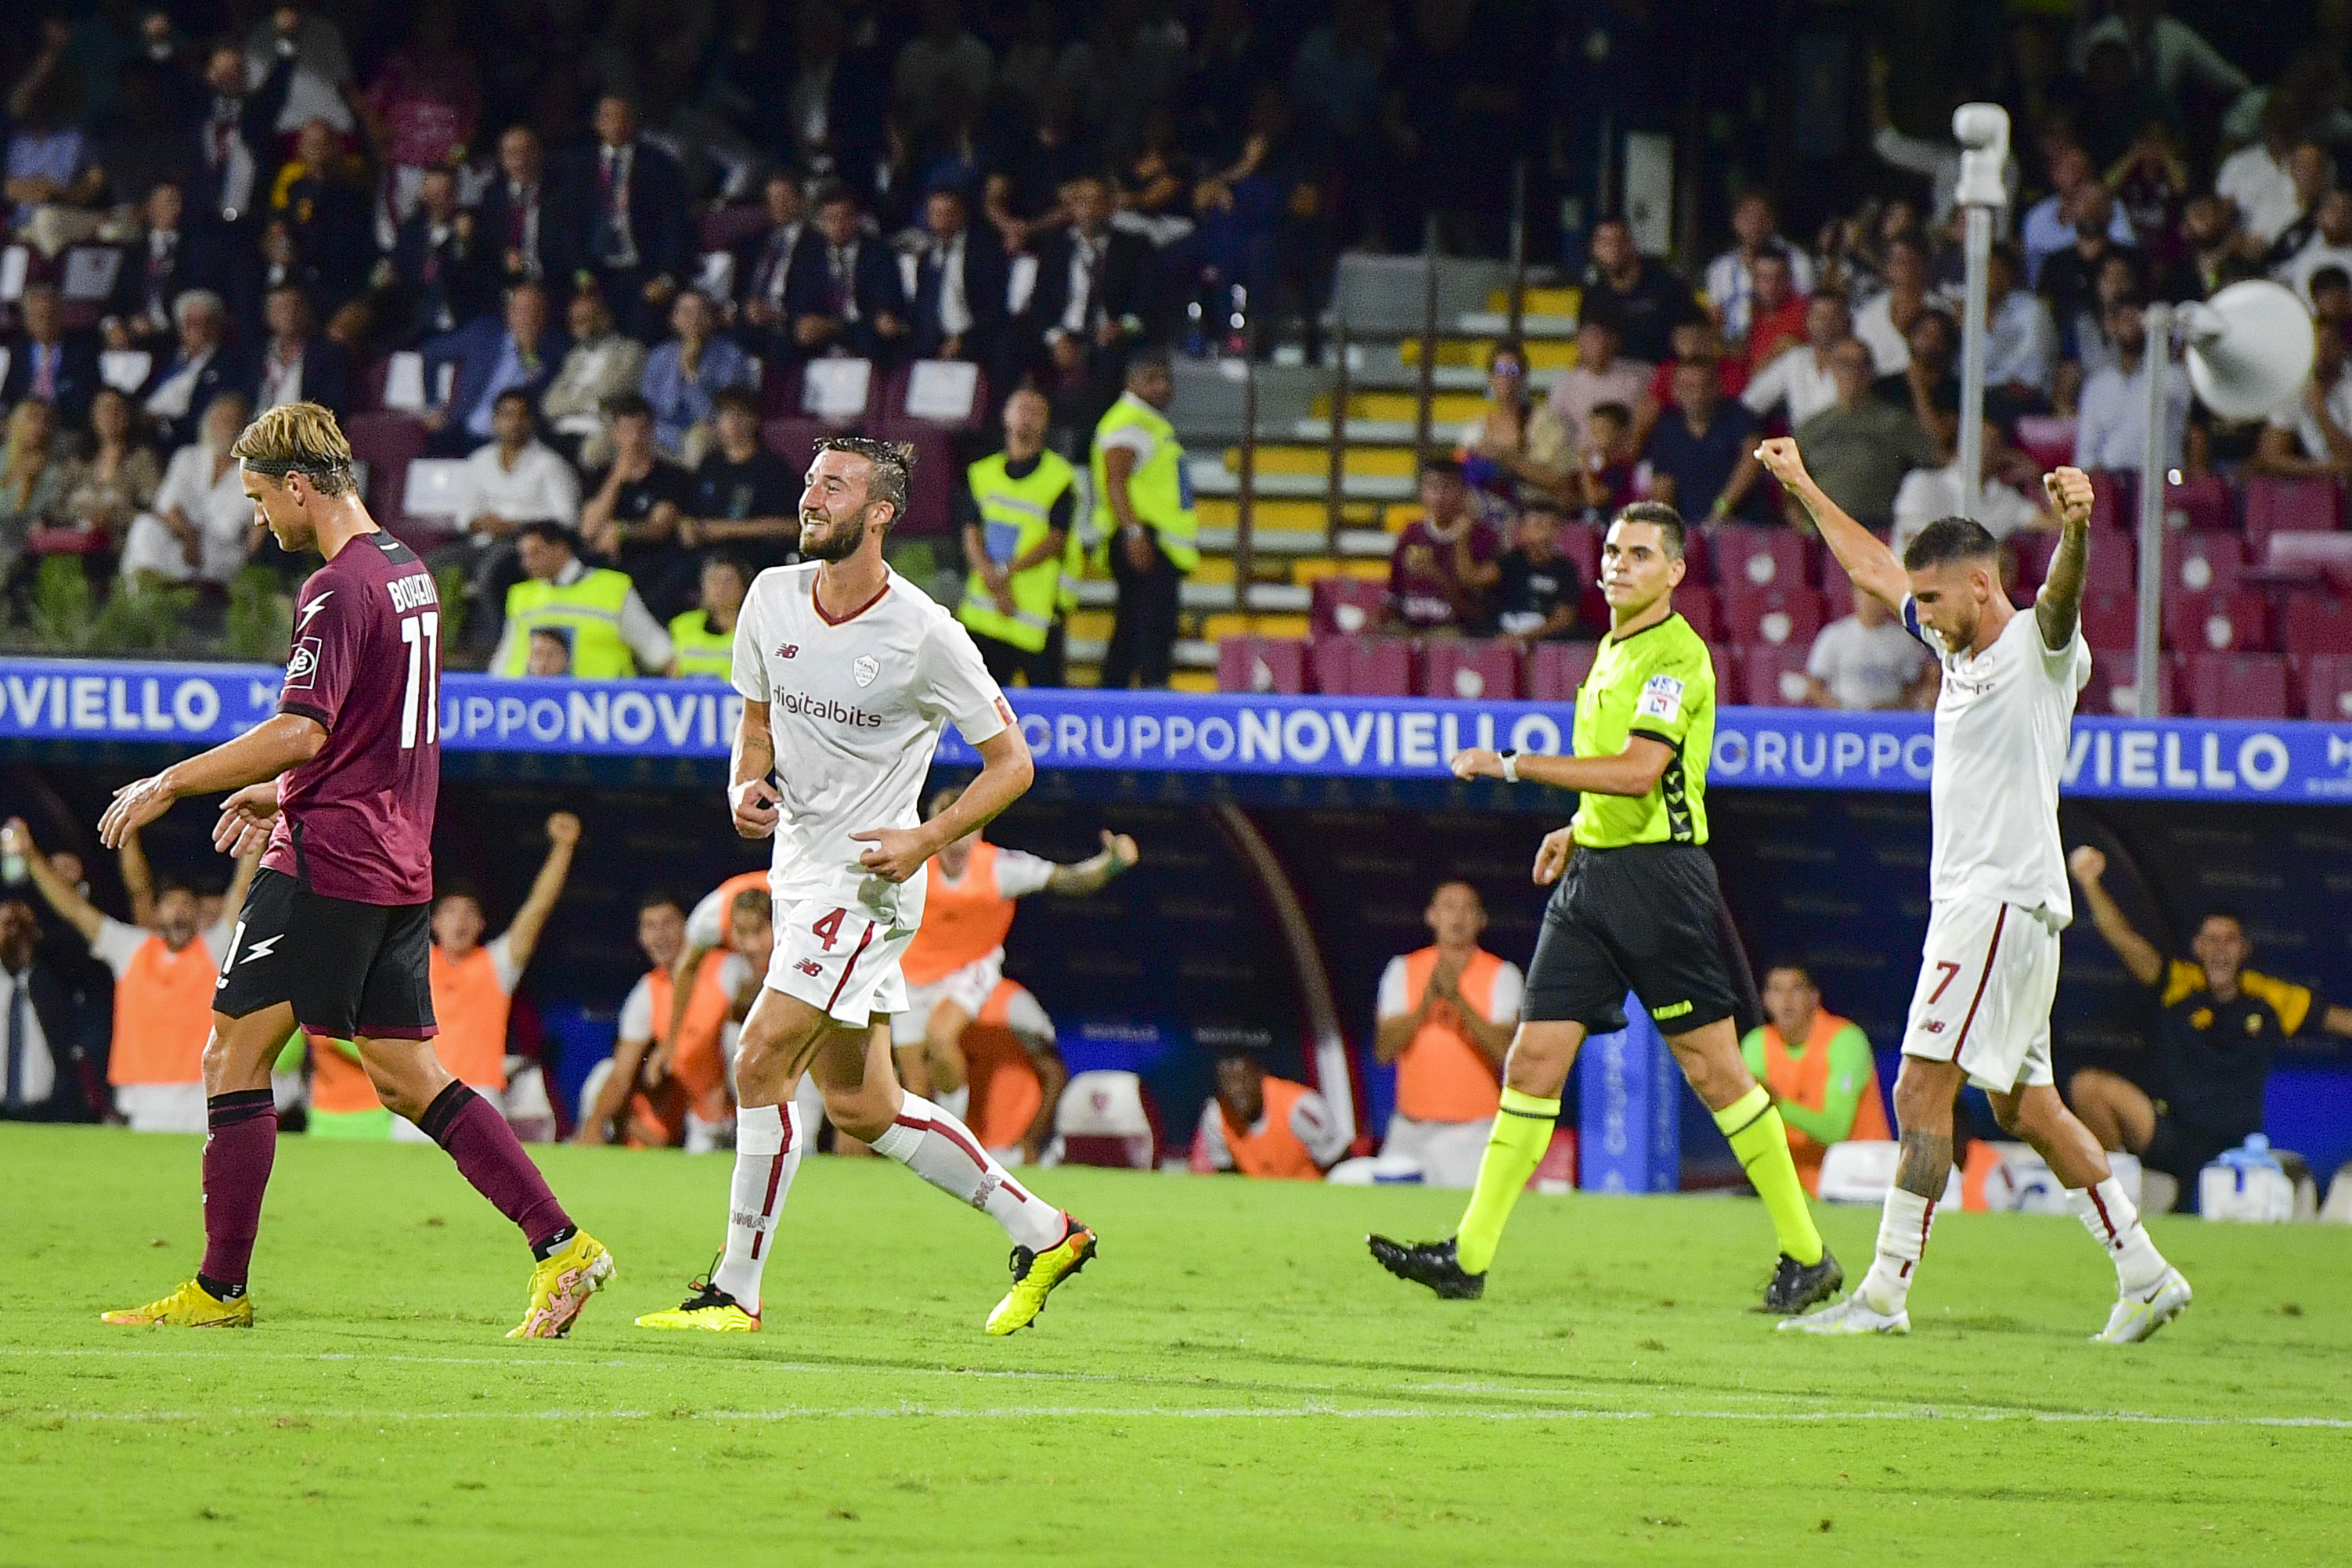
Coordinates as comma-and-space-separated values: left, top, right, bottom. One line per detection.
811, 908, 846, 950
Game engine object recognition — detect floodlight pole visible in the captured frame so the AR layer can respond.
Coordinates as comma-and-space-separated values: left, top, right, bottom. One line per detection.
1952, 104, 2011, 526
2135, 303, 2173, 718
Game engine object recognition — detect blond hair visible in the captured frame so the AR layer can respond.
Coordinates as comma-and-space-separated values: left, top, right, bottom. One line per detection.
230, 402, 358, 496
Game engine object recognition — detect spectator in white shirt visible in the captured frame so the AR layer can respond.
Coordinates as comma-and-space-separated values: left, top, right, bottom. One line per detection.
1803, 593, 1933, 711
2281, 191, 2352, 302
431, 389, 583, 644
2074, 297, 2191, 474
1541, 317, 1652, 452
1741, 296, 1850, 430
118, 392, 260, 584
2253, 326, 2352, 478
2216, 114, 2307, 250
539, 287, 648, 467
1852, 236, 1933, 375
2073, 2, 2249, 106
1704, 193, 1816, 349
1891, 402, 2053, 560
1982, 245, 2058, 405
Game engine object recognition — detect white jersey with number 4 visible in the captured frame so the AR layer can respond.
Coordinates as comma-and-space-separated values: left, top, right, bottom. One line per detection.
733, 563, 1012, 933
1904, 595, 2090, 921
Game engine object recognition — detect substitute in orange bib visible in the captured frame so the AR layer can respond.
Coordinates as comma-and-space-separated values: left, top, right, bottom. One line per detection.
892, 784, 1136, 1121
576, 891, 742, 1151
1373, 881, 1523, 1188
1737, 963, 1889, 1195
1196, 1044, 1350, 1180
5, 817, 257, 1133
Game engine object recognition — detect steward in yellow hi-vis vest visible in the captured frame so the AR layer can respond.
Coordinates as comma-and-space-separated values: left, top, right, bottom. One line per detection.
958, 391, 1077, 689
1091, 351, 1194, 689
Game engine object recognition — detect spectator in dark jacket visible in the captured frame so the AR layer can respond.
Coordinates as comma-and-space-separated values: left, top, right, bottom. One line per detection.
182, 31, 296, 237
250, 283, 351, 418
135, 290, 248, 452
421, 281, 566, 456
385, 165, 496, 345
2, 285, 102, 425
906, 186, 1008, 368
573, 95, 692, 337
733, 171, 813, 364
106, 182, 222, 350
272, 119, 377, 309
1023, 173, 1153, 423
785, 182, 910, 363
0, 892, 92, 1125
478, 125, 568, 292
1580, 216, 1704, 365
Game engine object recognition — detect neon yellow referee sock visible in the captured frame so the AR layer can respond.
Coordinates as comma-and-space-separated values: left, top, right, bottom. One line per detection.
1454, 1087, 1560, 1275
1715, 1084, 1824, 1266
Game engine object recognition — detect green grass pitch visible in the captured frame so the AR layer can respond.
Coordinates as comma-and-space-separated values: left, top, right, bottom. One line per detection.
3, 1126, 2348, 1566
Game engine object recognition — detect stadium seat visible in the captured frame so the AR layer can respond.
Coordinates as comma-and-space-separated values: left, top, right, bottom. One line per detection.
2163, 473, 2231, 534
2083, 528, 2136, 596
2080, 589, 2138, 653
1217, 636, 1309, 694
870, 418, 954, 534
2163, 589, 2269, 653
1818, 561, 1856, 618
1052, 1070, 1159, 1170
2007, 529, 2055, 595
1710, 525, 1809, 591
1525, 640, 1598, 701
2243, 475, 2344, 557
1737, 642, 1813, 706
1309, 575, 1387, 635
2011, 414, 2076, 474
1675, 585, 1721, 640
2299, 654, 2352, 720
882, 360, 990, 429
1719, 584, 1824, 647
2282, 592, 2352, 658
2080, 649, 2175, 716
1312, 635, 1414, 695
2265, 529, 2352, 586
760, 415, 831, 467
2087, 471, 2134, 533
1556, 521, 1601, 586
2164, 532, 2245, 596
1706, 640, 1734, 702
342, 411, 428, 536
1423, 639, 1521, 700
2189, 653, 2290, 719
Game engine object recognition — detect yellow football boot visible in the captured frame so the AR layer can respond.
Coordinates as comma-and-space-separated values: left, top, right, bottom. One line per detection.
635, 1278, 761, 1332
101, 1279, 253, 1328
507, 1231, 616, 1339
985, 1219, 1098, 1336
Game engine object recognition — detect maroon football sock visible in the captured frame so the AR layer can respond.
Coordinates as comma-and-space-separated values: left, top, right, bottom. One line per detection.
197, 1090, 278, 1297
418, 1083, 572, 1253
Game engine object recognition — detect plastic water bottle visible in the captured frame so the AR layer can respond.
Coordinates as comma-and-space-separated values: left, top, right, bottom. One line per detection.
1184, 298, 1207, 359
2217, 1134, 2282, 1173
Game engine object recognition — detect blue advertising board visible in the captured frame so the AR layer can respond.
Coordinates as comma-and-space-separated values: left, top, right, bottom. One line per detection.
5, 658, 2352, 803
1576, 1000, 1680, 1194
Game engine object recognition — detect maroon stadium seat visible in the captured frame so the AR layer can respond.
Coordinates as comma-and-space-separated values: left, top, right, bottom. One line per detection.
1525, 640, 1599, 701
2007, 530, 2057, 595
2011, 414, 2076, 473
761, 416, 831, 467
1710, 525, 1810, 593
2189, 654, 2290, 719
2164, 532, 2244, 596
2080, 589, 2138, 654
2079, 648, 2175, 717
1311, 634, 1415, 695
882, 361, 991, 430
342, 411, 428, 535
1309, 576, 1387, 635
871, 421, 954, 534
1719, 584, 1824, 647
1675, 585, 1721, 640
2087, 471, 2135, 533
1737, 642, 1813, 706
1556, 521, 1601, 586
1707, 641, 1735, 703
2163, 473, 2231, 534
2163, 589, 2270, 654
2282, 592, 2352, 658
2243, 476, 2343, 557
2082, 528, 2136, 596
1217, 636, 1309, 694
1423, 639, 1521, 701
2299, 654, 2352, 720
1818, 560, 1856, 618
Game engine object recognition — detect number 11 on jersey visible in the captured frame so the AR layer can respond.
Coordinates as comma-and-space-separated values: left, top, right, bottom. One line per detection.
399, 611, 440, 750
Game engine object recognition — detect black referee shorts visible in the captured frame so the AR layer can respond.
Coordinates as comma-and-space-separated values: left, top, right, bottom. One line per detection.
1521, 842, 1740, 1038
214, 867, 437, 1041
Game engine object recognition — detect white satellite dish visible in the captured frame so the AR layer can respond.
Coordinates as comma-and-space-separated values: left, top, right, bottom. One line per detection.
2178, 280, 2317, 420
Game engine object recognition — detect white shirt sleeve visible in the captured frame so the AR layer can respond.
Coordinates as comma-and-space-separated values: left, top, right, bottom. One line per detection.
1097, 423, 1156, 463
992, 849, 1059, 899
487, 932, 522, 994
1805, 618, 1848, 682
92, 917, 149, 979
617, 975, 655, 1044
1739, 351, 1788, 416
619, 587, 676, 672
1198, 1099, 1235, 1170
914, 618, 1011, 746
1375, 955, 1412, 1021
731, 584, 771, 702
1484, 960, 1524, 1025
152, 446, 202, 519
1290, 1088, 1351, 1168
540, 449, 583, 528
686, 885, 729, 950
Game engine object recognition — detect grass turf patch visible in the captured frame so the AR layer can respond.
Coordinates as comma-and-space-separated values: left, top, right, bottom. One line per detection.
2, 1125, 2347, 1566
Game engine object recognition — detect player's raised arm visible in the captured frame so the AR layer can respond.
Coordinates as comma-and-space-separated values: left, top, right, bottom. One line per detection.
1043, 831, 1139, 895
1754, 437, 1910, 614
503, 812, 582, 971
2035, 466, 2096, 651
3, 818, 106, 944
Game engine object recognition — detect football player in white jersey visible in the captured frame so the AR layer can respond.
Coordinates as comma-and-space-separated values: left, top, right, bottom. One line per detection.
1756, 438, 2189, 1344
637, 437, 1098, 1338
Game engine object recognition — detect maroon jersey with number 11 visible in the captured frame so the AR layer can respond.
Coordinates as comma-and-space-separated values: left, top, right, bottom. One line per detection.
266, 531, 442, 905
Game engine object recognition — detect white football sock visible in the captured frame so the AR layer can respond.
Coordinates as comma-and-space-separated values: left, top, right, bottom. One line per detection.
2069, 1176, 2169, 1294
936, 1082, 970, 1122
710, 1101, 801, 1314
1856, 1187, 1937, 1314
870, 1093, 1064, 1251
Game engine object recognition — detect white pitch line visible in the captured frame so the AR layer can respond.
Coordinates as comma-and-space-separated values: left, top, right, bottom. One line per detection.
23, 1405, 2352, 1429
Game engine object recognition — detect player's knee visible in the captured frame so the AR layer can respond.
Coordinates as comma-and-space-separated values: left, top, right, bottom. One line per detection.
1988, 1093, 2028, 1136
1891, 1069, 1947, 1129
824, 1084, 893, 1143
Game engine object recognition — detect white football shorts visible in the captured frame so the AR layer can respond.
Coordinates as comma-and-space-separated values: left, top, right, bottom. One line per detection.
765, 898, 913, 1027
889, 950, 1007, 1048
1900, 897, 2063, 1093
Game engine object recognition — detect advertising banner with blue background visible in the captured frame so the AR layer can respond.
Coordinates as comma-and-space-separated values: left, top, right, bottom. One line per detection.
6, 658, 2351, 804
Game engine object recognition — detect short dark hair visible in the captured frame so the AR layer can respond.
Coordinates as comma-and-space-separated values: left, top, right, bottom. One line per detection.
2200, 908, 2249, 935
710, 385, 760, 418
1902, 516, 2000, 571
703, 550, 753, 586
810, 178, 856, 211
435, 883, 487, 914
1419, 456, 1466, 482
1611, 499, 1686, 559
517, 518, 576, 549
2313, 265, 2351, 295
1765, 961, 1816, 987
638, 889, 686, 917
1588, 400, 1632, 427
492, 387, 536, 416
1126, 345, 1172, 381
813, 435, 913, 526
602, 391, 653, 421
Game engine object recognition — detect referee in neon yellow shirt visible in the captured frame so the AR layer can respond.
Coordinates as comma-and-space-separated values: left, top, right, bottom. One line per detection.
1369, 500, 1839, 1314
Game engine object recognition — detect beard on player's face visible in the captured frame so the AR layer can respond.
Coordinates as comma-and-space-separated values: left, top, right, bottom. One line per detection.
800, 504, 871, 562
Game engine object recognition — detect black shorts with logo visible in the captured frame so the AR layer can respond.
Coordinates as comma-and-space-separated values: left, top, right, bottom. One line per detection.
213, 867, 437, 1040
1521, 842, 1741, 1036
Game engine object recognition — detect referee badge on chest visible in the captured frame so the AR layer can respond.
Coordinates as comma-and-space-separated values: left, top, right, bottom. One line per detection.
853, 654, 881, 687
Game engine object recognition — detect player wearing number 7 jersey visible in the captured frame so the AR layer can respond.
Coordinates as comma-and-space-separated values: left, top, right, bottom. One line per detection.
637, 436, 1097, 1339
95, 403, 614, 1338
1756, 436, 2188, 1344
